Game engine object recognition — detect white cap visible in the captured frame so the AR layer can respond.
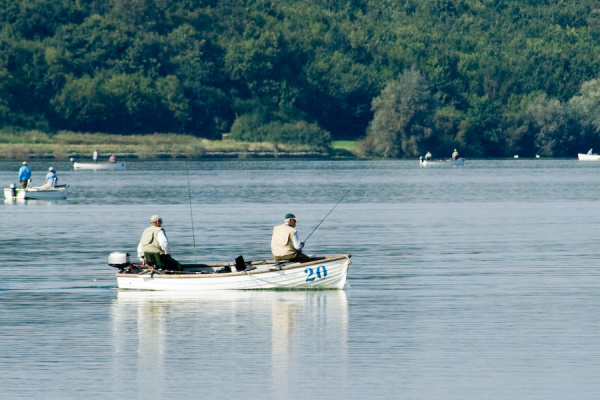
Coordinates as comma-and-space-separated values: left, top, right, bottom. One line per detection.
150, 215, 162, 223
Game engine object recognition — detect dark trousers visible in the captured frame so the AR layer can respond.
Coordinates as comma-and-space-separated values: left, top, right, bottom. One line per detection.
145, 253, 182, 271
274, 252, 312, 263
160, 254, 182, 271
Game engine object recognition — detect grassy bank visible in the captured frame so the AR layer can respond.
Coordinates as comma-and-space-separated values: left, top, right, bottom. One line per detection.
0, 130, 360, 160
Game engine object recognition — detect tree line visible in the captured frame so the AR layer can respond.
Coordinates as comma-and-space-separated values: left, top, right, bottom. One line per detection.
2, 0, 600, 157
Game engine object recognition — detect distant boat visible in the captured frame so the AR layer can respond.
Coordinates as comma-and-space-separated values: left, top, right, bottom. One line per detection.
72, 161, 126, 170
419, 157, 465, 167
578, 153, 600, 161
4, 184, 69, 200
109, 252, 351, 291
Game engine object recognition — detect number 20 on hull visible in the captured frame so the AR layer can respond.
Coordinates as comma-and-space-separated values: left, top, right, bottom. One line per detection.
304, 266, 328, 282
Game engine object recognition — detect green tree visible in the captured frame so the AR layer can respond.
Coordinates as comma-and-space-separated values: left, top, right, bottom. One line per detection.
569, 78, 600, 133
525, 94, 571, 156
363, 67, 436, 157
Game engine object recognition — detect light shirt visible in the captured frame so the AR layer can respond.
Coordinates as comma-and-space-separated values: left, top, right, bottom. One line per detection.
270, 223, 303, 254
18, 166, 32, 181
137, 229, 170, 259
45, 172, 57, 185
588, 149, 593, 155
291, 231, 303, 250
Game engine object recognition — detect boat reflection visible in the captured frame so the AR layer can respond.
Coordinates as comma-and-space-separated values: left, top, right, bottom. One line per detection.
111, 290, 348, 397
4, 198, 68, 205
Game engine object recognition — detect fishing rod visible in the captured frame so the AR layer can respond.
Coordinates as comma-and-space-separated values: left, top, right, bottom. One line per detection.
304, 148, 389, 243
185, 159, 198, 263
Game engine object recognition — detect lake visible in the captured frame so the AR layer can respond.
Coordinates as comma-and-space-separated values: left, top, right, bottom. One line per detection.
1, 158, 600, 399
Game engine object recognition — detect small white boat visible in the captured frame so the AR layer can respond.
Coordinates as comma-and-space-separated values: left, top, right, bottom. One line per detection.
109, 252, 351, 291
4, 184, 69, 200
577, 153, 600, 161
72, 161, 126, 170
419, 157, 465, 167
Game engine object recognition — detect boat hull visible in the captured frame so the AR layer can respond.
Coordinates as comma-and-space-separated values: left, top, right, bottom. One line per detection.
420, 158, 465, 166
73, 162, 126, 170
578, 153, 600, 161
4, 185, 69, 200
116, 255, 351, 291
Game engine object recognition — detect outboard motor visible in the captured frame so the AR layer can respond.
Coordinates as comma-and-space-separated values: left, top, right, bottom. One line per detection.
9, 183, 17, 197
108, 252, 131, 273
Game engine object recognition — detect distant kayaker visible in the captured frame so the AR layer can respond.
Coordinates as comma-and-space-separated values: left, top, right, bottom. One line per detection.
39, 167, 57, 190
271, 213, 312, 262
93, 150, 99, 163
451, 149, 459, 160
18, 161, 31, 188
137, 215, 182, 271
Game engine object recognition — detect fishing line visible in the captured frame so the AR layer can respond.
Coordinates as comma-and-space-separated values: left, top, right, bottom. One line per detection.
185, 159, 198, 263
304, 148, 389, 243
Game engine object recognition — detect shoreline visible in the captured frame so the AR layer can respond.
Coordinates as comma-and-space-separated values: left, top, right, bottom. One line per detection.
5, 150, 351, 161
0, 130, 360, 160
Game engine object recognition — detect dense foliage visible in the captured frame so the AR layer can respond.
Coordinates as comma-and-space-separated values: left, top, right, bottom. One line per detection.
2, 0, 600, 156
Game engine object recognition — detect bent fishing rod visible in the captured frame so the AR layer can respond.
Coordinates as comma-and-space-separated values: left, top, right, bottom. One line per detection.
304, 148, 389, 243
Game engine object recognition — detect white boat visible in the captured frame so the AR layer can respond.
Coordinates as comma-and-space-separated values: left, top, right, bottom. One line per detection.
419, 157, 465, 166
4, 184, 69, 200
577, 153, 600, 161
109, 252, 351, 291
72, 161, 126, 170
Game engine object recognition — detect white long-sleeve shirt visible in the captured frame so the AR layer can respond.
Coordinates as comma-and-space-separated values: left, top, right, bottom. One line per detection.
137, 230, 170, 259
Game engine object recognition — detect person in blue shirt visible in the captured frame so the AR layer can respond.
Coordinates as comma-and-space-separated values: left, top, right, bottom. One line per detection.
587, 148, 593, 155
18, 161, 32, 188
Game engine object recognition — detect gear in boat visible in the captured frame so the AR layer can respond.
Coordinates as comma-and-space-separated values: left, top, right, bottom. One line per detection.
108, 252, 326, 275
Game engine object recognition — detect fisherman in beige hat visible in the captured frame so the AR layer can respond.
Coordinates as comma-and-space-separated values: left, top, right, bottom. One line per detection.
137, 215, 182, 271
271, 213, 312, 262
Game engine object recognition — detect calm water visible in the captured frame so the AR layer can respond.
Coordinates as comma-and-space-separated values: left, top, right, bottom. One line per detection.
2, 159, 600, 399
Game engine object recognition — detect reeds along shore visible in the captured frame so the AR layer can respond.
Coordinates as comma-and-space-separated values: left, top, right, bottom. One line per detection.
0, 130, 353, 160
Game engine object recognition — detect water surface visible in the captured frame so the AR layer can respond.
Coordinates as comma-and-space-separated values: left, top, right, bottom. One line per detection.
1, 159, 600, 399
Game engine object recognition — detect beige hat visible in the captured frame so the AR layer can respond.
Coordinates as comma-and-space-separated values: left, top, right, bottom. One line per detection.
22, 161, 27, 165
150, 215, 162, 223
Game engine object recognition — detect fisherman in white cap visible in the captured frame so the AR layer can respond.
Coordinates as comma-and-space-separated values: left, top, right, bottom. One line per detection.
271, 213, 312, 262
18, 161, 31, 188
451, 148, 459, 160
39, 166, 57, 190
137, 215, 182, 271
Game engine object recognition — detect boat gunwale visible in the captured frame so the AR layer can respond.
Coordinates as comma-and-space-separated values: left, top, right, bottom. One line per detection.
73, 162, 126, 169
420, 157, 465, 165
115, 254, 351, 279
24, 184, 69, 193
